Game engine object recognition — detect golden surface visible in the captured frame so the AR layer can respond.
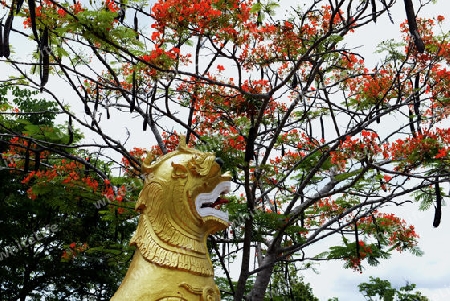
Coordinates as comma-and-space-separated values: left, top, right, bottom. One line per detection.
111, 140, 231, 301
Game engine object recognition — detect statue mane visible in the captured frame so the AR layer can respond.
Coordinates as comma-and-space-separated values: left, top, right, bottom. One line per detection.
112, 140, 231, 300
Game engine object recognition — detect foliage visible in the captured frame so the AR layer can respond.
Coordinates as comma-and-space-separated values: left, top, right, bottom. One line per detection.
0, 86, 139, 299
358, 276, 430, 301
1, 0, 450, 300
264, 264, 319, 301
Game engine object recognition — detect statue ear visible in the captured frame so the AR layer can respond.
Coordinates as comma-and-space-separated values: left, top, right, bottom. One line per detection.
171, 162, 188, 178
135, 182, 163, 213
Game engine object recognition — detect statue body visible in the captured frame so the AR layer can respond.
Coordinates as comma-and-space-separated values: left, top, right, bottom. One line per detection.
111, 142, 231, 301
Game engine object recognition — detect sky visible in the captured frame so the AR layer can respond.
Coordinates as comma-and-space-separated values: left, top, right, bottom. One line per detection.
298, 1, 450, 300
303, 203, 450, 300
2, 0, 450, 300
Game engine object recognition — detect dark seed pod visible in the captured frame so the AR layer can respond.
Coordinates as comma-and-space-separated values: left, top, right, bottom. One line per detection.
16, 0, 25, 14
28, 0, 39, 43
142, 114, 148, 131
40, 27, 49, 90
290, 73, 298, 89
68, 115, 74, 145
84, 157, 90, 177
433, 179, 442, 228
84, 102, 91, 115
0, 18, 4, 57
371, 0, 377, 23
115, 0, 126, 23
408, 108, 416, 138
130, 71, 136, 112
354, 221, 361, 266
245, 126, 257, 162
404, 0, 425, 53
134, 12, 138, 40
84, 90, 91, 115
320, 115, 324, 140
3, 14, 14, 58
94, 84, 99, 111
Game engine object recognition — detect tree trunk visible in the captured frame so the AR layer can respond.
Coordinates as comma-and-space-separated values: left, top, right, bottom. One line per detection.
247, 252, 276, 301
234, 217, 253, 301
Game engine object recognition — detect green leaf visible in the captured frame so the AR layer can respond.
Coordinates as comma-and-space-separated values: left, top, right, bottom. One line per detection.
334, 168, 364, 181
250, 2, 262, 13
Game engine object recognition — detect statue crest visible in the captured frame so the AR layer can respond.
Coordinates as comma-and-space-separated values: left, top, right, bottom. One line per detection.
111, 138, 231, 301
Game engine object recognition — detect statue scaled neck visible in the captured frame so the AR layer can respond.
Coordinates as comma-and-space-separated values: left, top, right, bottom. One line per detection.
130, 214, 214, 277
111, 142, 230, 301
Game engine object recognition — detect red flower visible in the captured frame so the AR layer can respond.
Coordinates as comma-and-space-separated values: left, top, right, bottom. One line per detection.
361, 130, 371, 137
435, 148, 447, 159
151, 31, 160, 41
57, 8, 66, 17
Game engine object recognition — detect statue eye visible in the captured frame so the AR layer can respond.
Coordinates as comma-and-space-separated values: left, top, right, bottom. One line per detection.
215, 157, 224, 167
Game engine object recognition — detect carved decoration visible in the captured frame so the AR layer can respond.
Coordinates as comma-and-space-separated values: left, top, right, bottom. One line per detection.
111, 139, 231, 300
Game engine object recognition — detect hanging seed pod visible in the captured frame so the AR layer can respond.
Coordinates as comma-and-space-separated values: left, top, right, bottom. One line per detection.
408, 108, 416, 138
68, 115, 74, 145
433, 179, 442, 228
404, 0, 425, 53
40, 27, 49, 90
28, 0, 39, 43
142, 114, 148, 131
134, 12, 139, 40
290, 73, 298, 89
84, 102, 91, 115
371, 0, 377, 23
16, 0, 25, 14
245, 126, 257, 162
354, 221, 361, 266
106, 106, 110, 119
151, 85, 156, 103
115, 0, 126, 23
130, 71, 136, 112
84, 156, 90, 177
320, 115, 324, 140
0, 18, 4, 58
94, 84, 99, 111
371, 214, 382, 249
84, 90, 91, 115
414, 74, 422, 135
3, 14, 13, 58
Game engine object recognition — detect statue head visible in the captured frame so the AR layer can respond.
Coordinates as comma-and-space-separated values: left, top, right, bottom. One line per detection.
130, 137, 231, 276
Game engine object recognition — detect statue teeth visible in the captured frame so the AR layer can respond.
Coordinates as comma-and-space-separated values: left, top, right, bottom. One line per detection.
195, 181, 231, 222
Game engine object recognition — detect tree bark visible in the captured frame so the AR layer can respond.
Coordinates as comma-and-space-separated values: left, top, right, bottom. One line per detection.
247, 252, 276, 301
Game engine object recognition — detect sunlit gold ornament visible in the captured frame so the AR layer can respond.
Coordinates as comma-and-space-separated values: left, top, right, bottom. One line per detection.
111, 138, 231, 300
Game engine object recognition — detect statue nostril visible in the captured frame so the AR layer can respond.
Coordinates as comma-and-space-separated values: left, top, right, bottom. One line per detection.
215, 157, 224, 167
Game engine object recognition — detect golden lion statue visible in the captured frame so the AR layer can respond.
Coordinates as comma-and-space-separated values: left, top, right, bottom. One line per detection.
111, 139, 231, 301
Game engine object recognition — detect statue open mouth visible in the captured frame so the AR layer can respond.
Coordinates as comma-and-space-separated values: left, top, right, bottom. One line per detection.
195, 181, 231, 222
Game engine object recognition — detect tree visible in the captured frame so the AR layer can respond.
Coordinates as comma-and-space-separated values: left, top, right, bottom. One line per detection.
0, 85, 140, 299
263, 264, 319, 301
1, 0, 450, 300
358, 276, 430, 301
